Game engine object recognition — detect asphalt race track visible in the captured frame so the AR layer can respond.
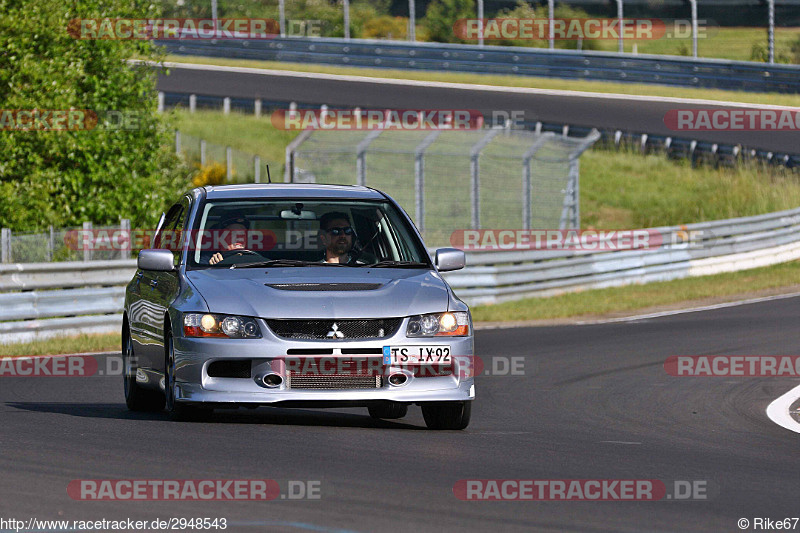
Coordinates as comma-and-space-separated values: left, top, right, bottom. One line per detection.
2, 297, 800, 532
155, 64, 800, 154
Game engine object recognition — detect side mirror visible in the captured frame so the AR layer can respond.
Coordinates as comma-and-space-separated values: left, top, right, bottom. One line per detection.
137, 249, 175, 272
435, 248, 466, 272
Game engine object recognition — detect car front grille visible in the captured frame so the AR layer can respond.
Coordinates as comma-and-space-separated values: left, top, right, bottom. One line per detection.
265, 318, 402, 340
286, 374, 383, 390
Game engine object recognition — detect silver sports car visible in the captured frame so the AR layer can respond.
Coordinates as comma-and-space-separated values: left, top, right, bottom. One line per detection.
123, 184, 474, 429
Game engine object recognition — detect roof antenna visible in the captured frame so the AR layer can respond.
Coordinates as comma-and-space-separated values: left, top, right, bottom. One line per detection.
266, 164, 272, 183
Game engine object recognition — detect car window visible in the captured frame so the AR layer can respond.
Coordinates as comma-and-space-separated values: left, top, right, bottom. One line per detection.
188, 199, 430, 268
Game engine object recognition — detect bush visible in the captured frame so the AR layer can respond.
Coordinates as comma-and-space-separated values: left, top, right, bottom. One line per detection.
0, 0, 189, 231
424, 0, 475, 44
192, 162, 228, 187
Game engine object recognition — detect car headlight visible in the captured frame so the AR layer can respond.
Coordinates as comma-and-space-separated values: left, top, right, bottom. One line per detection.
406, 312, 470, 337
183, 313, 261, 339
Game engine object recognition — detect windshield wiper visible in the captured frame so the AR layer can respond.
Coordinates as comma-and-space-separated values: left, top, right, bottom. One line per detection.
363, 260, 429, 268
232, 259, 336, 269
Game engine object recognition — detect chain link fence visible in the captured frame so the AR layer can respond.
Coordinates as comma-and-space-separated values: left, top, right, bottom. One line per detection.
289, 127, 599, 248
1, 222, 132, 264
178, 132, 273, 184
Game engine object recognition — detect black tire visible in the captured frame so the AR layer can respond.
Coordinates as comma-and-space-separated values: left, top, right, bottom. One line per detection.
123, 324, 165, 412
421, 401, 471, 430
164, 327, 209, 422
368, 402, 408, 420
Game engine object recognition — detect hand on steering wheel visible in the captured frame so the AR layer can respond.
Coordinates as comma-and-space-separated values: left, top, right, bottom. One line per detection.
209, 248, 259, 265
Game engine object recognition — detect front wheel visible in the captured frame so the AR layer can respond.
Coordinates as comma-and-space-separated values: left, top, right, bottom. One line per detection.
164, 328, 209, 421
368, 402, 408, 420
421, 401, 471, 430
123, 326, 165, 412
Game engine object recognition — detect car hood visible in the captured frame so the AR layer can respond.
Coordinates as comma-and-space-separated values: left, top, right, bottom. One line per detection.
185, 267, 450, 319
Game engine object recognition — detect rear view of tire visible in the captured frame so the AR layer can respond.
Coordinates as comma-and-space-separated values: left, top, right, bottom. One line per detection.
421, 401, 471, 430
368, 402, 408, 420
123, 325, 165, 412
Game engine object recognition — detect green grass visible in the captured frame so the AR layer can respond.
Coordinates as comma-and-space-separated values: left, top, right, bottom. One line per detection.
172, 109, 299, 177
471, 260, 800, 322
580, 148, 800, 229
162, 50, 800, 108
592, 26, 800, 61
0, 333, 120, 357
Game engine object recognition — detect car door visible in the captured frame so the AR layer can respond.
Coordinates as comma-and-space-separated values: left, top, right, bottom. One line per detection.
137, 201, 187, 371
151, 196, 192, 374
127, 212, 166, 365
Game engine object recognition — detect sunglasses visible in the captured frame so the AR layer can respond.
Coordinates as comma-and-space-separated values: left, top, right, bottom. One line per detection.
325, 226, 354, 236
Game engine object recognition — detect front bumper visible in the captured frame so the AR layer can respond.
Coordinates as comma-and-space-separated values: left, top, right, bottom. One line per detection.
170, 320, 474, 405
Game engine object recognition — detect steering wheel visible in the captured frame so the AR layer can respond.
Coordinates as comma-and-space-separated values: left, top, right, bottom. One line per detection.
215, 248, 261, 265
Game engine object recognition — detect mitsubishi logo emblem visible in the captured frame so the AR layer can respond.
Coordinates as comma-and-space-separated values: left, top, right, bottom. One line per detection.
326, 322, 344, 339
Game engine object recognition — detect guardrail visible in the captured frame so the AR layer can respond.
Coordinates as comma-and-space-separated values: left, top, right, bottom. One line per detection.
159, 36, 800, 93
441, 206, 800, 305
4, 205, 800, 343
0, 260, 136, 344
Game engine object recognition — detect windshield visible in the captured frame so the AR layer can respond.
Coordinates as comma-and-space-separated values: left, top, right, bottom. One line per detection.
187, 199, 431, 269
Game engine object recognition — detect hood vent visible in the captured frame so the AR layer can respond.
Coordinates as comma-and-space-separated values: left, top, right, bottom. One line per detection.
266, 283, 382, 291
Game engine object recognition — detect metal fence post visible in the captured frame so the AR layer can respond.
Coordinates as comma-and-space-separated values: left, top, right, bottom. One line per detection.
48, 225, 54, 261
690, 0, 698, 58
1, 228, 10, 263
477, 0, 484, 47
284, 128, 314, 182
343, 0, 350, 40
408, 0, 415, 41
200, 139, 206, 166
548, 0, 554, 50
521, 133, 553, 230
226, 147, 233, 182
189, 94, 196, 113
254, 155, 261, 183
83, 222, 92, 262
356, 129, 383, 187
175, 130, 181, 156
414, 131, 441, 234
279, 0, 286, 37
616, 0, 624, 53
469, 128, 502, 230
768, 0, 775, 64
120, 219, 131, 260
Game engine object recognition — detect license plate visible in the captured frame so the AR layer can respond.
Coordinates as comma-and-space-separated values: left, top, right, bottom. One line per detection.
383, 345, 451, 365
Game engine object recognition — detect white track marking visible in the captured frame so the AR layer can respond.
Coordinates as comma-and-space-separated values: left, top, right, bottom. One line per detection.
146, 60, 800, 111
767, 383, 800, 434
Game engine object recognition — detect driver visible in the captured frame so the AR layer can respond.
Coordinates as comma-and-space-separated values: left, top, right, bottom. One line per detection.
208, 216, 249, 265
319, 211, 358, 264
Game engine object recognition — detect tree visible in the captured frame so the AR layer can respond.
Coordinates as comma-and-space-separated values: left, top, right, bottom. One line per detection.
424, 0, 475, 43
0, 0, 188, 231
